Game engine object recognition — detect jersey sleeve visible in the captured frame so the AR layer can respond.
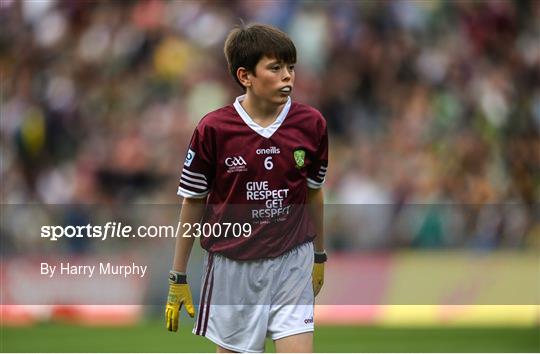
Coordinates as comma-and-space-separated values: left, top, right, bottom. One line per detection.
307, 117, 328, 189
177, 123, 215, 199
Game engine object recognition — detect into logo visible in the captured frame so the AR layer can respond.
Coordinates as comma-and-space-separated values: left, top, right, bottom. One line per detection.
225, 156, 247, 167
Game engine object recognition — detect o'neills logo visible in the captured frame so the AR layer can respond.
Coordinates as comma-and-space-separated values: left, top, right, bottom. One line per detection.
304, 317, 314, 324
256, 146, 281, 155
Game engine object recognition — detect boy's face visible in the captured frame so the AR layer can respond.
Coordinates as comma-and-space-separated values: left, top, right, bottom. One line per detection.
248, 56, 295, 106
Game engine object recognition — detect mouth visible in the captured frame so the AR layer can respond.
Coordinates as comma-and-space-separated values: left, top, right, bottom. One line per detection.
279, 86, 292, 95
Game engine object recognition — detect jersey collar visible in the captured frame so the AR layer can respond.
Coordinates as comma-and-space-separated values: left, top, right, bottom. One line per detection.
233, 95, 291, 139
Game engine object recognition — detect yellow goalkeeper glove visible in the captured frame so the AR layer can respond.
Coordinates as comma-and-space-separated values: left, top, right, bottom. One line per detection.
312, 251, 327, 297
165, 271, 195, 332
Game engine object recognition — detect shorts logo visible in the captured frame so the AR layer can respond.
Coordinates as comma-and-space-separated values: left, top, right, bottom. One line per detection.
225, 156, 247, 173
185, 149, 195, 167
293, 149, 305, 169
304, 317, 313, 324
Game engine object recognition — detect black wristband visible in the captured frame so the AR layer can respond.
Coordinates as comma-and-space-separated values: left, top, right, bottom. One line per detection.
169, 270, 187, 284
314, 252, 327, 263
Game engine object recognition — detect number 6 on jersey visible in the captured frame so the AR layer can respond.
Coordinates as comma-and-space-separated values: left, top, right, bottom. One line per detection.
264, 156, 273, 170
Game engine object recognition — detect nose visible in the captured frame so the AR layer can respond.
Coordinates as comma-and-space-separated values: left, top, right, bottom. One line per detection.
282, 68, 291, 82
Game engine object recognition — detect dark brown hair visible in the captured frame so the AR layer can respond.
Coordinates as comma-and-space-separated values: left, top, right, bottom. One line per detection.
224, 23, 297, 88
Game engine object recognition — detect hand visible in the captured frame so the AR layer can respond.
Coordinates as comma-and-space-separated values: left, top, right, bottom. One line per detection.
312, 262, 325, 297
165, 273, 195, 332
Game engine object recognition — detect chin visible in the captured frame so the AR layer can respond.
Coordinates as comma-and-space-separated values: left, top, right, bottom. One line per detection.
274, 95, 289, 104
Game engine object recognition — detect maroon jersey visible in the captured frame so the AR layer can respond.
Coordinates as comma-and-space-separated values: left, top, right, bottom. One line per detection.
177, 95, 328, 260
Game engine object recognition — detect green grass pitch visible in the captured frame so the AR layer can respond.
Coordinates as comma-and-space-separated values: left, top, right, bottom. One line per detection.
1, 321, 538, 352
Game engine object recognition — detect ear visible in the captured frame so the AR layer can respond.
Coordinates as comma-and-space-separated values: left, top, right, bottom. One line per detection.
236, 67, 251, 88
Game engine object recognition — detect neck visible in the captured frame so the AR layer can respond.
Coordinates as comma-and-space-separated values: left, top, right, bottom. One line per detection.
241, 93, 285, 126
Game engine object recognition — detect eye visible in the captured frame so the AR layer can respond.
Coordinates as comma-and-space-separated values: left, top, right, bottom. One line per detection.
289, 65, 295, 71
271, 65, 280, 71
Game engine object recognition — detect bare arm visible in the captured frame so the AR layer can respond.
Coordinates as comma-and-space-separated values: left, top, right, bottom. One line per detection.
172, 197, 206, 273
307, 188, 325, 252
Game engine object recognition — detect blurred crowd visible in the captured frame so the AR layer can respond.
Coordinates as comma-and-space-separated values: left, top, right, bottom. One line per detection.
1, 0, 539, 251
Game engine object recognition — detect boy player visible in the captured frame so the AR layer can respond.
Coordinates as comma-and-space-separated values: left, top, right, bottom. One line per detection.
165, 23, 328, 352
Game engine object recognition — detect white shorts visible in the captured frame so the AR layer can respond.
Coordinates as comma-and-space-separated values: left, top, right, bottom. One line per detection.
193, 242, 315, 353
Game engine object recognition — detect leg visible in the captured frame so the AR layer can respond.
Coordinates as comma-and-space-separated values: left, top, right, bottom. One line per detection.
274, 332, 313, 353
216, 345, 238, 353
